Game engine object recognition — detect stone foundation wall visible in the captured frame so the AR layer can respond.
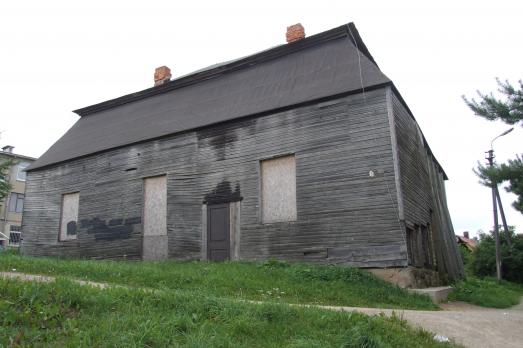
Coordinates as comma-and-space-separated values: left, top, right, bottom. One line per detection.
369, 267, 449, 288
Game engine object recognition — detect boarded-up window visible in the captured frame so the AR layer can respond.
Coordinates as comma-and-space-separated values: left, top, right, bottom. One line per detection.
143, 176, 167, 237
142, 175, 168, 260
60, 192, 79, 241
261, 155, 297, 223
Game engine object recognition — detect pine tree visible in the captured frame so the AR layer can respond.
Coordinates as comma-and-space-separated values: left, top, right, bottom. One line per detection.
464, 78, 523, 214
463, 78, 523, 125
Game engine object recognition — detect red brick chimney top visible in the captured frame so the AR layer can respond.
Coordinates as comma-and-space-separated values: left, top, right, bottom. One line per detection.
286, 23, 305, 43
154, 66, 172, 86
463, 231, 470, 239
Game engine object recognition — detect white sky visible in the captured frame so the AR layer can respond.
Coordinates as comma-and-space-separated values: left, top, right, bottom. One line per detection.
1, 1, 522, 237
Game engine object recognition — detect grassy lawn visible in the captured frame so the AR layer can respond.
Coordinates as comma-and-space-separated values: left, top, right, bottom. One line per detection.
448, 277, 523, 308
0, 277, 455, 347
0, 252, 436, 310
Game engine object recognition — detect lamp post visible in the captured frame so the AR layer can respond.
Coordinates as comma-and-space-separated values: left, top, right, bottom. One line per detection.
486, 127, 513, 281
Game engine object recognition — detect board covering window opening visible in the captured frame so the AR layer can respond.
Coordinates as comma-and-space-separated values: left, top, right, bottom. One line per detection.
260, 154, 297, 223
59, 192, 80, 241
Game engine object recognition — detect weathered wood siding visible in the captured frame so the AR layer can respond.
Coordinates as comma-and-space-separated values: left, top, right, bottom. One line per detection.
389, 87, 464, 279
390, 89, 433, 226
21, 88, 407, 267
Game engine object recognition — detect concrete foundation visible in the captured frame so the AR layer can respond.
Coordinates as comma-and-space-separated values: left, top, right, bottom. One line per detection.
409, 286, 453, 303
369, 266, 448, 288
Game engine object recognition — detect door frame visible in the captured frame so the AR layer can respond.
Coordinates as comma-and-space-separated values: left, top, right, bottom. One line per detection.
206, 203, 230, 261
201, 201, 240, 261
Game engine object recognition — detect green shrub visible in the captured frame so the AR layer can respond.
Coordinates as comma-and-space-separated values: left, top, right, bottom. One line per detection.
458, 244, 473, 275
0, 248, 19, 256
471, 227, 523, 283
449, 277, 523, 308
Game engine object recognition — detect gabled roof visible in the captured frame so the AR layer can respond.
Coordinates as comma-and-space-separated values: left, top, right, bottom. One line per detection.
28, 23, 391, 171
456, 235, 478, 251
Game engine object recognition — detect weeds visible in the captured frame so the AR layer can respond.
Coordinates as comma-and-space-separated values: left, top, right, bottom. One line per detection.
449, 277, 523, 308
0, 278, 454, 347
0, 253, 436, 310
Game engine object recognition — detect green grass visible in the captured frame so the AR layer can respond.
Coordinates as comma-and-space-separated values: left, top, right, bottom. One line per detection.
449, 277, 523, 308
0, 252, 436, 310
0, 277, 455, 347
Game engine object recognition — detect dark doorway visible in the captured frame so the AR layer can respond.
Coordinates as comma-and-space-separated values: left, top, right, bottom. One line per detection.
207, 203, 230, 261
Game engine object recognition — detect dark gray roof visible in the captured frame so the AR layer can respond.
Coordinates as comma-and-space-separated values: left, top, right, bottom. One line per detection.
29, 23, 391, 171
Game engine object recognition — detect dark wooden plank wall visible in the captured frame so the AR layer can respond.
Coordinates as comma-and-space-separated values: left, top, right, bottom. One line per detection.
21, 88, 407, 267
390, 88, 464, 279
390, 90, 432, 226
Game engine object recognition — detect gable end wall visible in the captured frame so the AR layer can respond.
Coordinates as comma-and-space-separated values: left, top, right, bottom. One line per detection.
390, 87, 464, 280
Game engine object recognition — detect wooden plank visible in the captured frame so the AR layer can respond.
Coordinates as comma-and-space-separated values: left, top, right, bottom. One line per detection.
22, 88, 408, 268
385, 86, 404, 220
391, 90, 464, 280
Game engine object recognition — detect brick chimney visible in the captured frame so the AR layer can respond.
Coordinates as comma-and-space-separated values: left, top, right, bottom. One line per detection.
154, 66, 172, 86
286, 23, 305, 43
463, 231, 470, 239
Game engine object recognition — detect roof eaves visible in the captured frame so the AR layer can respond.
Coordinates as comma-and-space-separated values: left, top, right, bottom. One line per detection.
0, 152, 37, 161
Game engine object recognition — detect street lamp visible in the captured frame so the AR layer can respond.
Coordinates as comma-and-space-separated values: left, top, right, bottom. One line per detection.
491, 127, 514, 149
486, 127, 513, 281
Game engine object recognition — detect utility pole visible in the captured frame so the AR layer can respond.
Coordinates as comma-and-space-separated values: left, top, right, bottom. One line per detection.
495, 186, 512, 248
486, 149, 502, 281
486, 127, 514, 281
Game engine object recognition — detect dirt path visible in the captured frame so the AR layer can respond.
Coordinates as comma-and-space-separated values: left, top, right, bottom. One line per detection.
1, 271, 522, 347
323, 302, 523, 348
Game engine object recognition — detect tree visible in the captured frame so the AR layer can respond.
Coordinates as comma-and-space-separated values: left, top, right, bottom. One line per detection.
475, 156, 523, 213
463, 78, 523, 125
0, 159, 13, 202
471, 226, 523, 283
463, 78, 523, 214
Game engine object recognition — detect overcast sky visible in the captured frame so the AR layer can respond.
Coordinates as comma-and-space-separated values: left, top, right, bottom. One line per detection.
1, 1, 522, 236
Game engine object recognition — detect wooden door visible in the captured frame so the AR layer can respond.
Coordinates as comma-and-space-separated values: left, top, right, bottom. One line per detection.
207, 203, 230, 261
